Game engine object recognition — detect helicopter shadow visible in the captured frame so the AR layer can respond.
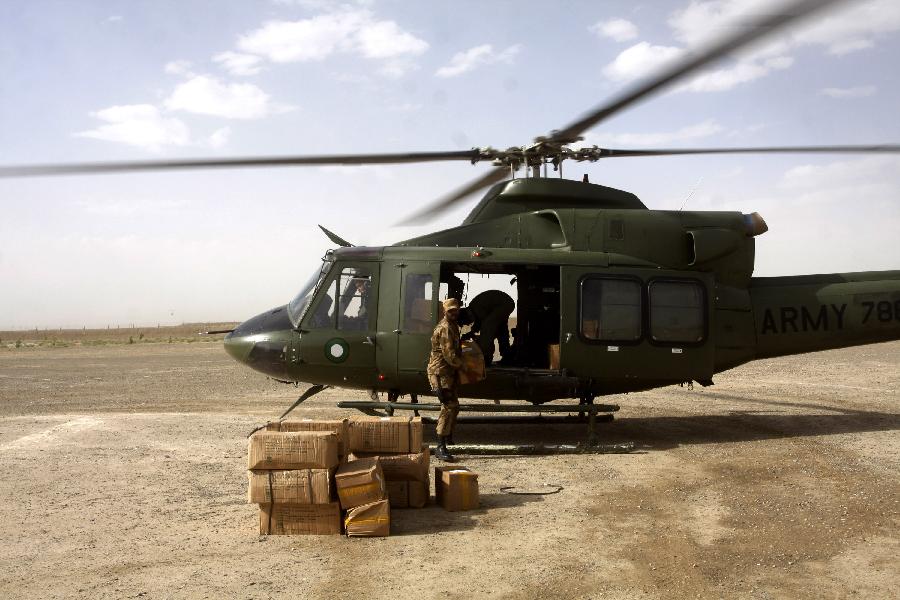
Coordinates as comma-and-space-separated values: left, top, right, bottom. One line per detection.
424, 393, 900, 452
391, 492, 542, 536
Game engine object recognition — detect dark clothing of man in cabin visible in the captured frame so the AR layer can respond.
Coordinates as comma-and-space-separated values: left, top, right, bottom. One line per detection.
427, 298, 463, 461
461, 290, 515, 366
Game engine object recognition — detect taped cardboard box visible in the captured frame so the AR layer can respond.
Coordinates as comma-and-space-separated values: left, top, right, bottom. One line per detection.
335, 457, 386, 509
435, 466, 479, 512
347, 416, 423, 453
347, 446, 430, 482
247, 469, 332, 505
267, 419, 349, 457
259, 502, 341, 535
345, 499, 390, 537
459, 340, 486, 385
248, 431, 339, 470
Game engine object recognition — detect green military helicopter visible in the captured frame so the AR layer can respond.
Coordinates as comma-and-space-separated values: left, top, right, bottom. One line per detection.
3, 0, 899, 435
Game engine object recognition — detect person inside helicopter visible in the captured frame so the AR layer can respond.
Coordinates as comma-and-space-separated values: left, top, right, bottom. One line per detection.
459, 289, 515, 366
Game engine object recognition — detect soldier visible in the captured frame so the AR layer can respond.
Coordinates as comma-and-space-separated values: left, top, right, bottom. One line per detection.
427, 297, 463, 461
460, 289, 515, 366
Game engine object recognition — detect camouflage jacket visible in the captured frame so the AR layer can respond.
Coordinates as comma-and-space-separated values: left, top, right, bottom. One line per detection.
427, 317, 463, 377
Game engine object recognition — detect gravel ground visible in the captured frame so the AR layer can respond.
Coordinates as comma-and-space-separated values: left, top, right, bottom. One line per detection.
0, 340, 897, 599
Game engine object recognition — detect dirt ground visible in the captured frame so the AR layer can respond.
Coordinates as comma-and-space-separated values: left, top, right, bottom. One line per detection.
0, 340, 897, 599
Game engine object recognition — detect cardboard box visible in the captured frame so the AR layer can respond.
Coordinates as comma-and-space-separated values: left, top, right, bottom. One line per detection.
259, 502, 341, 535
435, 466, 479, 512
345, 500, 390, 537
459, 340, 486, 385
408, 480, 429, 508
247, 431, 339, 470
385, 479, 429, 508
348, 446, 430, 482
335, 457, 386, 509
548, 343, 560, 370
268, 419, 349, 457
386, 480, 409, 508
247, 469, 332, 505
348, 416, 423, 453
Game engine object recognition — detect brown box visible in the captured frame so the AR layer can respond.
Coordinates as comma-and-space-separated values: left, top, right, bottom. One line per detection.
335, 457, 386, 509
344, 500, 390, 537
408, 480, 429, 508
548, 344, 560, 370
259, 502, 341, 535
247, 469, 332, 505
347, 446, 430, 482
248, 431, 339, 470
435, 466, 479, 512
348, 416, 423, 453
459, 340, 486, 385
386, 480, 409, 508
268, 419, 349, 457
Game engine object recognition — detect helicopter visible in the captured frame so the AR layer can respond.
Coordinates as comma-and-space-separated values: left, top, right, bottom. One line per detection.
2, 0, 899, 430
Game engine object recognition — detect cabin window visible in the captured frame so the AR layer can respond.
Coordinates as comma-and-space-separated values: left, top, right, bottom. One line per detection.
580, 278, 642, 341
403, 273, 434, 334
307, 266, 372, 330
649, 280, 705, 343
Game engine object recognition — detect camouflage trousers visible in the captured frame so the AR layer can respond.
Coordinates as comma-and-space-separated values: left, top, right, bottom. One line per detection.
429, 373, 459, 438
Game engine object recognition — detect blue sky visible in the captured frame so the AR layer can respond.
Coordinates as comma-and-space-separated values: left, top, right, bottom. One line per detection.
1, 0, 898, 329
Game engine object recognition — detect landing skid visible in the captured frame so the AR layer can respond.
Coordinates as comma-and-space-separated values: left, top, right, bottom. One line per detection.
335, 398, 618, 445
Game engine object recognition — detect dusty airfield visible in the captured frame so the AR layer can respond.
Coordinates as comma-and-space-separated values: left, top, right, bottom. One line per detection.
0, 340, 897, 599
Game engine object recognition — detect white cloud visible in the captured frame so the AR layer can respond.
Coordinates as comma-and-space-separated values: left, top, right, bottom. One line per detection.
164, 60, 194, 76
435, 44, 521, 78
602, 0, 900, 94
601, 42, 682, 82
75, 104, 190, 151
677, 55, 792, 92
206, 127, 232, 149
578, 119, 724, 147
589, 18, 638, 42
106, 15, 123, 24
213, 51, 263, 76
237, 10, 427, 63
821, 85, 877, 98
164, 75, 288, 119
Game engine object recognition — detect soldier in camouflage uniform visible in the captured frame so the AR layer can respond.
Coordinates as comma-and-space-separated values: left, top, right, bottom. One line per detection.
427, 297, 463, 461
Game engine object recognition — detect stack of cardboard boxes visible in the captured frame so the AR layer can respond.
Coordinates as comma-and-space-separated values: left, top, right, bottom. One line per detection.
248, 416, 436, 537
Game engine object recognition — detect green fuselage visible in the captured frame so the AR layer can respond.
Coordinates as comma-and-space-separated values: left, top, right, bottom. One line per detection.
224, 179, 900, 402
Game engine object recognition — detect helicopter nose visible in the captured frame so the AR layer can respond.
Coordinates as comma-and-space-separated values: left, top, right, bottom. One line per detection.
223, 305, 293, 379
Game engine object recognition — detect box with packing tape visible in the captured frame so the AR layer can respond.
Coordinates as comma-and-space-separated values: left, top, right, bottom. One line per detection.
347, 416, 423, 453
247, 469, 333, 505
344, 499, 390, 537
435, 466, 479, 512
247, 431, 338, 470
259, 502, 342, 535
335, 457, 386, 509
267, 419, 349, 457
348, 445, 430, 482
459, 340, 486, 385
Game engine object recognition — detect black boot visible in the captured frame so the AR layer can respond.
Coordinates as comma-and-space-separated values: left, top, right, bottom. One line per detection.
435, 437, 455, 462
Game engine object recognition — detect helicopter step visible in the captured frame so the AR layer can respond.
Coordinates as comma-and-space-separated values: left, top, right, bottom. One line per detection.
336, 400, 619, 444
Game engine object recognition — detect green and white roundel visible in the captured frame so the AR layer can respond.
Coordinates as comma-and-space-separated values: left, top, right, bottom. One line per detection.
324, 338, 349, 363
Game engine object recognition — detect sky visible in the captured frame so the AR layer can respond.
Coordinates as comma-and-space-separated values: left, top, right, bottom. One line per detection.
1, 0, 898, 329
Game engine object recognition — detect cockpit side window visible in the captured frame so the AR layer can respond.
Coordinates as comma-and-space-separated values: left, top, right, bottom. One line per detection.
306, 266, 372, 330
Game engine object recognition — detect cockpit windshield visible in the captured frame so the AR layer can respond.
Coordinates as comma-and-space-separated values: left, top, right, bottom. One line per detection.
287, 257, 333, 327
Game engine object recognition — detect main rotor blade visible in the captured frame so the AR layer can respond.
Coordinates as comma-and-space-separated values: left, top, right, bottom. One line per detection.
548, 0, 847, 144
396, 166, 509, 226
0, 150, 479, 179
588, 144, 900, 158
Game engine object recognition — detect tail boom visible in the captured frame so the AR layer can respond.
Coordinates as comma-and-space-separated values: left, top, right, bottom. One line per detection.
750, 270, 900, 359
